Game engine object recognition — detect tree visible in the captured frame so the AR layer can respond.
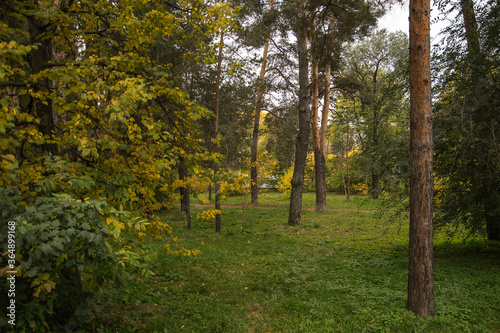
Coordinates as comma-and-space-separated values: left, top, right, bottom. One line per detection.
307, 0, 382, 210
407, 0, 435, 318
433, 0, 500, 241
288, 0, 310, 226
337, 29, 409, 199
0, 0, 237, 327
243, 0, 276, 204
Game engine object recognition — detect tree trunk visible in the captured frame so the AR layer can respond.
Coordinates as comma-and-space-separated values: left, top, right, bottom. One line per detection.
214, 33, 224, 233
310, 22, 326, 211
250, 0, 274, 205
345, 127, 351, 200
28, 16, 57, 156
485, 199, 500, 241
179, 156, 188, 212
314, 63, 331, 209
460, 0, 480, 55
407, 0, 435, 318
288, 0, 310, 226
250, 38, 270, 204
185, 185, 192, 230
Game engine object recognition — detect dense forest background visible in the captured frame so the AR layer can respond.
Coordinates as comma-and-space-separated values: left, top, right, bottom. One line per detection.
0, 0, 498, 331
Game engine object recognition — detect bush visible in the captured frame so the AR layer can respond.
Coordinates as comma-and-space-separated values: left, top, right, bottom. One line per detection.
0, 191, 117, 331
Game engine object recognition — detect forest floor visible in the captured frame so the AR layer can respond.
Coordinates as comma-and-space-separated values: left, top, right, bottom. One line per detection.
93, 192, 500, 333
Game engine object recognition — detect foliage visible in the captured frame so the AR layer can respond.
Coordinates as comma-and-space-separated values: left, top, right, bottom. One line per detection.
335, 29, 410, 199
0, 194, 115, 331
433, 0, 500, 240
0, 0, 237, 329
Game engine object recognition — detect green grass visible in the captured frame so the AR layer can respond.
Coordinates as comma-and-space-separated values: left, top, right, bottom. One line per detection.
93, 192, 500, 332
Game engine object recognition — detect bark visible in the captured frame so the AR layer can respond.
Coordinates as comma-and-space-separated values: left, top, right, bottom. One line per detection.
370, 117, 380, 199
250, 37, 270, 204
28, 16, 57, 155
250, 0, 275, 205
460, 0, 480, 55
345, 129, 351, 199
185, 186, 192, 230
407, 0, 435, 318
179, 156, 188, 212
214, 33, 223, 233
288, 0, 310, 226
314, 63, 331, 208
310, 22, 327, 211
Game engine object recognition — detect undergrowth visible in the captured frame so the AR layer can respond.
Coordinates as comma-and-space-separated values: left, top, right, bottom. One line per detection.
91, 193, 500, 332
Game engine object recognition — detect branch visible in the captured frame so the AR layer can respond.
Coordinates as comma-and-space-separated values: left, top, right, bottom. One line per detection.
0, 82, 27, 88
264, 67, 293, 87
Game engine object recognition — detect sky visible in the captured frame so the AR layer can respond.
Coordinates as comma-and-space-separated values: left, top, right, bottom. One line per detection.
378, 1, 449, 42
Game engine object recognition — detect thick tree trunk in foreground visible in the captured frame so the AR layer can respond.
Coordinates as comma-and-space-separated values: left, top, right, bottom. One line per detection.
288, 0, 310, 226
407, 0, 435, 318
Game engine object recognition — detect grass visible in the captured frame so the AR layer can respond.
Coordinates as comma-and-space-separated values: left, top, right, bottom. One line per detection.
93, 192, 500, 332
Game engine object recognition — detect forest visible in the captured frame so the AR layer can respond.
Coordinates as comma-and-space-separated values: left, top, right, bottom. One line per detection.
0, 0, 499, 331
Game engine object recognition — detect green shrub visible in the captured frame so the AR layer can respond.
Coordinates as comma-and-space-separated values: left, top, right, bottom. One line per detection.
0, 191, 117, 331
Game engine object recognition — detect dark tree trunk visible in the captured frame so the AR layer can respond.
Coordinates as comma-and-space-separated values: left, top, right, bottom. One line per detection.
485, 207, 500, 241
407, 0, 435, 318
185, 185, 192, 230
460, 0, 480, 55
28, 16, 57, 156
179, 157, 188, 212
314, 148, 327, 210
288, 0, 310, 226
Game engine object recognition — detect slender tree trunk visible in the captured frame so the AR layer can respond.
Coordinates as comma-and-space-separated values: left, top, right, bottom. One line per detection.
407, 0, 435, 318
345, 128, 350, 200
372, 116, 379, 198
460, 0, 480, 56
314, 63, 331, 209
310, 22, 327, 211
179, 156, 188, 212
214, 33, 224, 233
250, 38, 270, 204
288, 0, 310, 226
250, 0, 274, 205
185, 185, 192, 230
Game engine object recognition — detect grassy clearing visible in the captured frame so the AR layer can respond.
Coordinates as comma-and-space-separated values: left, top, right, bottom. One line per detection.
94, 193, 500, 332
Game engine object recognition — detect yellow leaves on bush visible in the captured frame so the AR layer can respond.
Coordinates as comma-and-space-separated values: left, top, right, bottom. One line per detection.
31, 273, 56, 298
197, 209, 222, 220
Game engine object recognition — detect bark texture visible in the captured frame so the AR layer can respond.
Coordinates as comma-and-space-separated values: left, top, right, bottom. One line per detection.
288, 0, 310, 226
407, 0, 435, 318
250, 36, 270, 204
28, 16, 57, 155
